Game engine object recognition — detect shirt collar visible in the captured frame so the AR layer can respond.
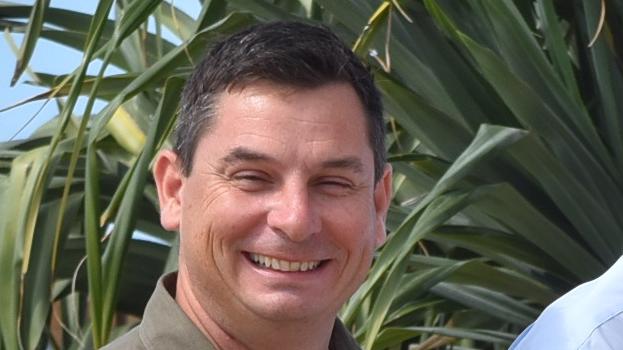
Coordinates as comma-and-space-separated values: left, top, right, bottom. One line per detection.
138, 273, 217, 349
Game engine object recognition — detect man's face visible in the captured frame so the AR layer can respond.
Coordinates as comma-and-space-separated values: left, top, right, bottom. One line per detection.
156, 81, 392, 323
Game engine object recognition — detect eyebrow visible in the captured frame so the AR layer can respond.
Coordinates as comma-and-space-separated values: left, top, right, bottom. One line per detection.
221, 146, 364, 173
221, 147, 276, 164
321, 157, 364, 173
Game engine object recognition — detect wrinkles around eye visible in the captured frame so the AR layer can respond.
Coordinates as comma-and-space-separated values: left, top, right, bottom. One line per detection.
229, 170, 274, 191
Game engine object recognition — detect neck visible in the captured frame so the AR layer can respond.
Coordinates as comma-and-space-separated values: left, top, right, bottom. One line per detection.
175, 265, 335, 350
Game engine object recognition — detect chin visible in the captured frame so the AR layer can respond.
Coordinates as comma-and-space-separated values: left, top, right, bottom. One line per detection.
243, 292, 339, 322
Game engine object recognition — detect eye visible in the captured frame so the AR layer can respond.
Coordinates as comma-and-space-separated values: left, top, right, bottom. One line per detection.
319, 179, 351, 187
315, 177, 355, 195
233, 172, 267, 181
230, 171, 273, 191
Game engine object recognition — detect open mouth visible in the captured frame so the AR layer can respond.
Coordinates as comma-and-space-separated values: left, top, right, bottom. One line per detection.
245, 252, 326, 272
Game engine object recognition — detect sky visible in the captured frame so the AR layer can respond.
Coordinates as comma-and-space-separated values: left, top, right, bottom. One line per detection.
0, 0, 201, 243
0, 0, 199, 141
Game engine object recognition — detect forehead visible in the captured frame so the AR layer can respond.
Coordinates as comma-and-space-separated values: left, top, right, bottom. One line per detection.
195, 81, 374, 169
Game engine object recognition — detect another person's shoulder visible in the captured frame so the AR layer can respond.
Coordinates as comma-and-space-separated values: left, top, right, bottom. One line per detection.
510, 255, 623, 350
576, 313, 623, 349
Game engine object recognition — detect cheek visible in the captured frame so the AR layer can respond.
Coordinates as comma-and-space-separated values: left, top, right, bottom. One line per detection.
326, 203, 378, 257
332, 196, 376, 235
182, 189, 268, 251
339, 202, 379, 277
334, 222, 377, 299
183, 179, 229, 212
179, 177, 239, 234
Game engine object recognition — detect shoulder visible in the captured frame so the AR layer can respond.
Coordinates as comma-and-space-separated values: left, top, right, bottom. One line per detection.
510, 256, 623, 350
101, 327, 146, 350
577, 312, 623, 350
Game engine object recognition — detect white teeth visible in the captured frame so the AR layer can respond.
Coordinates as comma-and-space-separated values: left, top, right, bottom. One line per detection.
249, 253, 321, 272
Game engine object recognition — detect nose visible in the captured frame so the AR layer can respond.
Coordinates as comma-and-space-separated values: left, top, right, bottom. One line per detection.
266, 181, 321, 242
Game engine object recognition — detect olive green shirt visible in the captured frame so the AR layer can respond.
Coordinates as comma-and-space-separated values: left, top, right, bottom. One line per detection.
102, 273, 361, 349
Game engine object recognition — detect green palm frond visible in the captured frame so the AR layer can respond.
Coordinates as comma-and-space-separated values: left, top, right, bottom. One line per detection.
1, 1, 622, 349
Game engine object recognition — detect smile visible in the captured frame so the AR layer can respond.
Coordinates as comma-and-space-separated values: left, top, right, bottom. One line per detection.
248, 253, 322, 272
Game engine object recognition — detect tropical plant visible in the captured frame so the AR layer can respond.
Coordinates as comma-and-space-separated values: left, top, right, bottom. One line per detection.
1, 0, 622, 349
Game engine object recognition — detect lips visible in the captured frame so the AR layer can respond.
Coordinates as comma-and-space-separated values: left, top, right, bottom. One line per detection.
248, 253, 322, 272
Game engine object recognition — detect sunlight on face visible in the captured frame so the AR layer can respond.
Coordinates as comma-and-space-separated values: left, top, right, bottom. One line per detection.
161, 81, 391, 327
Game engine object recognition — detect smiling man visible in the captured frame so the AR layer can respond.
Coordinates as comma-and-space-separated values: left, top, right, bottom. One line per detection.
103, 21, 392, 350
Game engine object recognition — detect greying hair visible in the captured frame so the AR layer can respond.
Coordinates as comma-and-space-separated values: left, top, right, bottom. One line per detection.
174, 21, 386, 182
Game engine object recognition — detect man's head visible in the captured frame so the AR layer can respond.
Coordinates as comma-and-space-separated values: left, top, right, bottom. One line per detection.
174, 21, 386, 182
153, 21, 392, 347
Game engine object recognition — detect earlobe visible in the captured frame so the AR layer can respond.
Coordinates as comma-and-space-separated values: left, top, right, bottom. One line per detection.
153, 149, 184, 231
374, 164, 393, 248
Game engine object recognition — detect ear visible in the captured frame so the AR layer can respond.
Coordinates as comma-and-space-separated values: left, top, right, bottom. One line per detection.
373, 164, 392, 248
153, 149, 184, 231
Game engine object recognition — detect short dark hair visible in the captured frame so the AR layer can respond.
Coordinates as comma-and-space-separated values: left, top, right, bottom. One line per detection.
175, 21, 386, 182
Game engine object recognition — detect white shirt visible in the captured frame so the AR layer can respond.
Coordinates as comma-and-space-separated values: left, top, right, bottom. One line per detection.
510, 255, 623, 349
